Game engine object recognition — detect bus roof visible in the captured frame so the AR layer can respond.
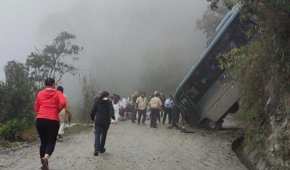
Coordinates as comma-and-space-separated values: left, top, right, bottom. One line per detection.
175, 4, 241, 99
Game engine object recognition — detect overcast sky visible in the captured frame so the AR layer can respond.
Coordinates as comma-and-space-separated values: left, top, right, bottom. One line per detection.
0, 0, 209, 109
0, 0, 78, 78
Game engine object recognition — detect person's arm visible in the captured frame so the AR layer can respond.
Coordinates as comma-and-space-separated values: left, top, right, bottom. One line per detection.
57, 92, 66, 112
135, 97, 139, 109
34, 92, 40, 115
65, 110, 72, 123
110, 102, 115, 120
64, 98, 72, 123
90, 102, 98, 121
159, 99, 163, 110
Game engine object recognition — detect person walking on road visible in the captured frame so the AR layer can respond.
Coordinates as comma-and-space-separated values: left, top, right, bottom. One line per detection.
90, 91, 115, 156
136, 92, 148, 125
148, 91, 163, 128
163, 95, 174, 125
34, 78, 66, 170
56, 86, 72, 141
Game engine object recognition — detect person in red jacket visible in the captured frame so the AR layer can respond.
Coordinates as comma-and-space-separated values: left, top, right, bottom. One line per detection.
34, 78, 66, 170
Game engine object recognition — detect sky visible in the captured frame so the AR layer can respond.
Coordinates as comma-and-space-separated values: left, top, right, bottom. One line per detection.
0, 0, 209, 111
0, 0, 80, 78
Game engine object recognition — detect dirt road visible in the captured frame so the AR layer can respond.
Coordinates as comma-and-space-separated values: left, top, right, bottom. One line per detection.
0, 121, 246, 170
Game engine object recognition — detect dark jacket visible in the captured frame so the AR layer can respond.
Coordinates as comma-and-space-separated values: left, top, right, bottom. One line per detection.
90, 98, 115, 127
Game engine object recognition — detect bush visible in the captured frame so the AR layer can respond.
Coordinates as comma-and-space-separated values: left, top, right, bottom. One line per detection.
0, 61, 35, 141
0, 118, 33, 141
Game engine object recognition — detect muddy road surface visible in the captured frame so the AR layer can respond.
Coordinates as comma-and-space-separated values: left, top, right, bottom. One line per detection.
0, 121, 246, 170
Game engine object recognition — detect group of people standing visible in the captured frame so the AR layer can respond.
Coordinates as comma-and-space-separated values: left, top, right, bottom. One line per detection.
112, 91, 181, 129
33, 78, 182, 170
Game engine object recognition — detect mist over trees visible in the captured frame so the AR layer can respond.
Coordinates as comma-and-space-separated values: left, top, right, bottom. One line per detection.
0, 32, 81, 140
26, 32, 82, 88
80, 76, 99, 122
196, 1, 229, 44
36, 0, 208, 97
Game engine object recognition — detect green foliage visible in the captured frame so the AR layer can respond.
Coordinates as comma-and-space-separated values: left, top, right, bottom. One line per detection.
237, 110, 257, 122
0, 118, 32, 141
243, 126, 268, 151
220, 40, 271, 117
0, 61, 34, 123
223, 0, 239, 8
206, 0, 238, 10
26, 31, 82, 88
219, 0, 290, 122
264, 0, 290, 12
0, 61, 34, 141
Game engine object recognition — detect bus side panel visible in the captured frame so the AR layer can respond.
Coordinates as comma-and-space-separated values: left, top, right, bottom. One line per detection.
198, 77, 230, 115
200, 82, 239, 122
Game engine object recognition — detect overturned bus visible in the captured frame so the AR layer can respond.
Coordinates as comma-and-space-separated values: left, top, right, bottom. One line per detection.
175, 4, 250, 128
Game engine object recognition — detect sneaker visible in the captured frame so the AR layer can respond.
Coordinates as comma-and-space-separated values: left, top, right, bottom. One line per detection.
57, 135, 63, 142
94, 151, 99, 156
40, 158, 44, 169
41, 158, 49, 170
100, 148, 106, 153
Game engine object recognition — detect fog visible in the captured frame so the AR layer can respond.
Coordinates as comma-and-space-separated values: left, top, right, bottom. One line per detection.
0, 0, 208, 111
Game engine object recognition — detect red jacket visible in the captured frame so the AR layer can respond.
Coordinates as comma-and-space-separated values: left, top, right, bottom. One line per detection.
34, 87, 66, 121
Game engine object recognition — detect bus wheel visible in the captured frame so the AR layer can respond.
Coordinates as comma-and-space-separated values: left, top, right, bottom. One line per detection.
228, 102, 239, 114
200, 118, 215, 129
199, 118, 210, 128
215, 119, 224, 130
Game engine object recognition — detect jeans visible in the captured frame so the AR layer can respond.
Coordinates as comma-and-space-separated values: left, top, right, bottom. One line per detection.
137, 109, 146, 124
94, 125, 109, 152
150, 109, 160, 128
131, 111, 137, 123
172, 111, 180, 127
163, 108, 173, 124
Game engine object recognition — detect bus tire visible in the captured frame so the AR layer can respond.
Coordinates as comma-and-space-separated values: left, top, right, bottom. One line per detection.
228, 102, 239, 114
215, 119, 224, 130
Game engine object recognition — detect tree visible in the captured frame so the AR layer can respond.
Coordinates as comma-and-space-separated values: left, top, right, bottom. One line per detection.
0, 61, 35, 140
0, 81, 8, 123
3, 61, 34, 122
206, 0, 238, 10
26, 31, 82, 88
216, 0, 290, 168
80, 76, 99, 122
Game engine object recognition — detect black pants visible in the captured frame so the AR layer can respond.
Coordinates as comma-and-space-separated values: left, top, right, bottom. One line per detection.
36, 118, 60, 158
131, 111, 137, 123
95, 125, 109, 152
150, 109, 160, 128
163, 108, 173, 124
137, 109, 146, 124
172, 111, 180, 127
